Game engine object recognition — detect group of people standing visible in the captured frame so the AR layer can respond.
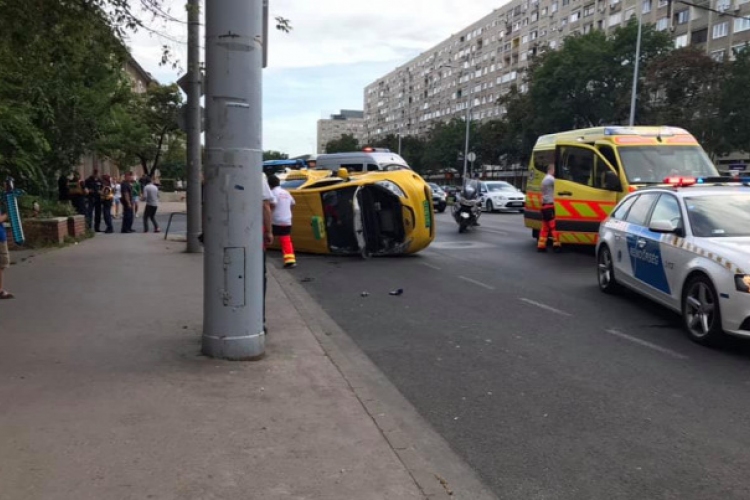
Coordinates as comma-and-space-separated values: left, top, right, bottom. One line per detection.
59, 170, 160, 234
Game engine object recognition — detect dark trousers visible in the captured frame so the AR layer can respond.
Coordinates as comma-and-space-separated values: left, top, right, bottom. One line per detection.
87, 197, 102, 230
143, 205, 159, 232
71, 196, 86, 217
121, 204, 134, 233
102, 200, 113, 232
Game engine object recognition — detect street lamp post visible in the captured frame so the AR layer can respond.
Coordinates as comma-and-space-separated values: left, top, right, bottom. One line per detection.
441, 63, 472, 187
628, 14, 643, 127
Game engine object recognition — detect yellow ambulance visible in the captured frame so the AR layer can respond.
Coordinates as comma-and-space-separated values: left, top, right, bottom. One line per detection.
523, 126, 719, 245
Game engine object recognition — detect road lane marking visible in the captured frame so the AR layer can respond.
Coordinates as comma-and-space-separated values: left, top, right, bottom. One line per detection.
458, 276, 495, 290
605, 329, 689, 360
477, 228, 509, 236
519, 298, 572, 317
420, 262, 442, 271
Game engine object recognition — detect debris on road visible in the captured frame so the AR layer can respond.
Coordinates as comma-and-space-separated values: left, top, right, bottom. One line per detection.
300, 277, 315, 283
361, 291, 370, 297
389, 288, 404, 296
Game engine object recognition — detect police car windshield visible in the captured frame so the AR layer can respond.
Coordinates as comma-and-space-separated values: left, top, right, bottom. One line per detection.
618, 146, 718, 184
685, 195, 750, 238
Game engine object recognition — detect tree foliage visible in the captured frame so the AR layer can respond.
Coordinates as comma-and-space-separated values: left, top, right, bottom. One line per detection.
263, 150, 289, 161
324, 134, 360, 154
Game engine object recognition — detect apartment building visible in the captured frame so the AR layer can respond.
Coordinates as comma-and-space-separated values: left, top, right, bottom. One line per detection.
364, 0, 750, 143
316, 109, 365, 153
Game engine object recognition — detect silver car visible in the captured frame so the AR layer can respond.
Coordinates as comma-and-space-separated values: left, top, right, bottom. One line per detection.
596, 179, 750, 346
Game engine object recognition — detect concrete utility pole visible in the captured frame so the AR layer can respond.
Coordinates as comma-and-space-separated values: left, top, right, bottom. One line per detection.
463, 90, 471, 186
628, 13, 643, 127
185, 0, 203, 254
202, 0, 265, 360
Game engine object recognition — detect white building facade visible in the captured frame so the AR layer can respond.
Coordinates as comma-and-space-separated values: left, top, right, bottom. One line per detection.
316, 110, 365, 153
364, 0, 750, 143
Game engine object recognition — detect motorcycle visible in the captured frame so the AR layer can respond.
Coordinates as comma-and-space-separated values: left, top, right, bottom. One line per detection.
452, 180, 482, 233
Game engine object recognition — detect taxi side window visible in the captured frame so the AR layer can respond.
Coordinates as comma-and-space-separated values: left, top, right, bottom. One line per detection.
611, 195, 638, 220
649, 194, 682, 226
558, 147, 595, 187
625, 193, 659, 226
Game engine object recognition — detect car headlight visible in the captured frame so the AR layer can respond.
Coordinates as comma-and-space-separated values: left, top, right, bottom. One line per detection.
376, 180, 406, 198
496, 195, 507, 200
735, 274, 750, 293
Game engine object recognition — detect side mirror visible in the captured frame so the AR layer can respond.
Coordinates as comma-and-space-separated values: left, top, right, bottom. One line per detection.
649, 219, 678, 233
604, 171, 622, 191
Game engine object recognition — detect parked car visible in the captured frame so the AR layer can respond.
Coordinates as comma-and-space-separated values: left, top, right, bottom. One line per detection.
428, 183, 447, 213
478, 181, 526, 212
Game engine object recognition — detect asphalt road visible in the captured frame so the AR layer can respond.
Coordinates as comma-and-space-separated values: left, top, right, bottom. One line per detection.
277, 209, 750, 500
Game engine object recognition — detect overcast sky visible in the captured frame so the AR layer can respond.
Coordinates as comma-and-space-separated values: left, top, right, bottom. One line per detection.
127, 0, 509, 157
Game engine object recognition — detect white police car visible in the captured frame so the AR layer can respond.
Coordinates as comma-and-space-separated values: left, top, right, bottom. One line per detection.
596, 176, 750, 346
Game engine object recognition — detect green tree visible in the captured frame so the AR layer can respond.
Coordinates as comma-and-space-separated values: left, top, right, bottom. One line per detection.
97, 84, 183, 177
422, 118, 477, 171
643, 47, 728, 157
324, 133, 359, 153
370, 134, 428, 172
263, 150, 289, 161
718, 47, 750, 155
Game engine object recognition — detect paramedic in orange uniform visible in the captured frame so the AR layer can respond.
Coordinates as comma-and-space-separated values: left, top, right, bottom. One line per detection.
538, 164, 561, 252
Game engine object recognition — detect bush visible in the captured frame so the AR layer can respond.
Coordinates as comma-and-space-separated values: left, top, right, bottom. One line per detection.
17, 195, 75, 219
160, 178, 176, 192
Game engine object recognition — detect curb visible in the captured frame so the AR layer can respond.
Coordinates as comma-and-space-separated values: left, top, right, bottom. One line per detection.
269, 264, 499, 500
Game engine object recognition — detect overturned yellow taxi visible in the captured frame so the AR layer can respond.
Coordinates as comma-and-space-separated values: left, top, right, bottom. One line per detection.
272, 167, 435, 256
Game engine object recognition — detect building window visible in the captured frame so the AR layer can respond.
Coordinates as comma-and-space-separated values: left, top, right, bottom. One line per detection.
609, 12, 622, 26
570, 10, 581, 21
711, 49, 725, 61
522, 34, 529, 44
551, 1, 559, 12
643, 0, 652, 13
691, 28, 708, 43
732, 43, 749, 59
735, 17, 750, 32
675, 34, 688, 47
675, 10, 689, 24
713, 21, 729, 39
716, 0, 731, 10
584, 4, 595, 16
658, 0, 668, 7
656, 17, 669, 30
562, 0, 570, 6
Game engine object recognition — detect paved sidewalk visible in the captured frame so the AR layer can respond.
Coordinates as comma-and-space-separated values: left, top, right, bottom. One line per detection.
0, 233, 429, 499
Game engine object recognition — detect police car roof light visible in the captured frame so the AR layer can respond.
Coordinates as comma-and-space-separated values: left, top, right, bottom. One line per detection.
664, 176, 697, 187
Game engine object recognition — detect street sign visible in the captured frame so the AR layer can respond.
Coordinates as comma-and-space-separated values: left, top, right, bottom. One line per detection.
467, 152, 477, 162
177, 104, 205, 133
176, 72, 204, 97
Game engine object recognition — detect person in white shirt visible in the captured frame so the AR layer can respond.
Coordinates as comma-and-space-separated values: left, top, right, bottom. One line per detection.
142, 176, 161, 233
267, 174, 297, 268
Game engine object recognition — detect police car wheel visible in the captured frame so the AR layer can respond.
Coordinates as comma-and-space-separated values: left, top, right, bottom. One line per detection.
682, 275, 724, 346
597, 245, 619, 294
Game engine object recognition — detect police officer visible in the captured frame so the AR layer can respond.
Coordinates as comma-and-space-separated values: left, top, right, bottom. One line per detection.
84, 169, 104, 231
537, 163, 561, 252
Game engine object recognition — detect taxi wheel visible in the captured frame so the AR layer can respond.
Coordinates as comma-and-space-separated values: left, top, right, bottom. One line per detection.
597, 245, 620, 294
682, 275, 724, 346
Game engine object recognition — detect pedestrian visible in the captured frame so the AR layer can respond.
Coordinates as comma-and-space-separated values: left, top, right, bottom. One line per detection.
0, 204, 13, 299
142, 176, 160, 233
537, 163, 562, 252
120, 171, 135, 233
267, 174, 296, 268
68, 172, 87, 217
262, 173, 275, 333
100, 175, 115, 234
131, 176, 142, 218
84, 169, 104, 232
113, 178, 122, 219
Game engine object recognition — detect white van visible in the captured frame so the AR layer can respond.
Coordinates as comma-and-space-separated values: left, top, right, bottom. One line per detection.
315, 148, 411, 173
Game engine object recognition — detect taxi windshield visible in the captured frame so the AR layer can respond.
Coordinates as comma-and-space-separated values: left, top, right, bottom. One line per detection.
618, 146, 719, 184
685, 195, 750, 238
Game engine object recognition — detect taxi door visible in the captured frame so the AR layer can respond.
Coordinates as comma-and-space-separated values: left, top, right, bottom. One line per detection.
554, 142, 622, 245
